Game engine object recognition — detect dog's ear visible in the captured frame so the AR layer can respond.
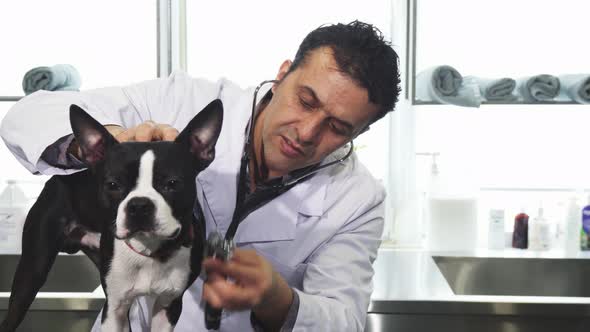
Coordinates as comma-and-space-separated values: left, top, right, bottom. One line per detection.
69, 104, 118, 167
175, 99, 223, 167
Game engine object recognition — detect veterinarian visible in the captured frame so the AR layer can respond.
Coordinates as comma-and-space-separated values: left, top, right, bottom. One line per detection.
0, 21, 400, 331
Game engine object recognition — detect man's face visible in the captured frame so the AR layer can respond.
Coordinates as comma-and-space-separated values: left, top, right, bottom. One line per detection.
254, 47, 380, 179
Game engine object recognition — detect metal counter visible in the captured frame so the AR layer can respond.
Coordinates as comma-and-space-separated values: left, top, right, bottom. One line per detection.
3, 250, 590, 331
0, 254, 104, 331
366, 249, 590, 331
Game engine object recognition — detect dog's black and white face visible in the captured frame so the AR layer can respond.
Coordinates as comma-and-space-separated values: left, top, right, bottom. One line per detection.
69, 100, 223, 240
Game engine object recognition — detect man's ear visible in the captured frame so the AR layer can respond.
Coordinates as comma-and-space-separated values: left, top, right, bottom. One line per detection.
272, 60, 292, 93
69, 104, 118, 167
175, 99, 223, 167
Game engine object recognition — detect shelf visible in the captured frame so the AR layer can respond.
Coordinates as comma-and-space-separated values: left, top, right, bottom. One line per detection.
413, 100, 583, 106
0, 97, 23, 102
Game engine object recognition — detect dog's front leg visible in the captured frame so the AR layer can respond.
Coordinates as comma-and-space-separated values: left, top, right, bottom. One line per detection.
101, 295, 133, 332
0, 207, 62, 332
150, 296, 183, 332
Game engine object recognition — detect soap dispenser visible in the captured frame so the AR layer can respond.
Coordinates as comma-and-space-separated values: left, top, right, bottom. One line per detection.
426, 153, 478, 251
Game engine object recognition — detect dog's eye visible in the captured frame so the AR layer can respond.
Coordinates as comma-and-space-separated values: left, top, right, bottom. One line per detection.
165, 179, 179, 191
106, 181, 121, 191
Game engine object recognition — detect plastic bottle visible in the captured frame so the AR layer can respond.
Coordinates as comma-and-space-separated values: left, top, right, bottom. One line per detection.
488, 209, 505, 250
512, 209, 529, 249
529, 205, 551, 251
581, 195, 590, 251
0, 180, 28, 254
565, 196, 581, 254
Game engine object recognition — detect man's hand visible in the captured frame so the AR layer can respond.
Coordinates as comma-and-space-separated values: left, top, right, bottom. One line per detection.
107, 121, 179, 143
69, 121, 179, 159
202, 249, 294, 331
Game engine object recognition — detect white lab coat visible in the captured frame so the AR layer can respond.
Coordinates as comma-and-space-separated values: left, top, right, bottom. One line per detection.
0, 71, 385, 331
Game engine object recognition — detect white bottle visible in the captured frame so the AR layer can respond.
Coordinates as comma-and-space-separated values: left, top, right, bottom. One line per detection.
488, 209, 505, 250
0, 180, 28, 254
529, 206, 551, 251
565, 196, 582, 254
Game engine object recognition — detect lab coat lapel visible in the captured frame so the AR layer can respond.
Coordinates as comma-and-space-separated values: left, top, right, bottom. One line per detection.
234, 171, 328, 244
197, 145, 239, 234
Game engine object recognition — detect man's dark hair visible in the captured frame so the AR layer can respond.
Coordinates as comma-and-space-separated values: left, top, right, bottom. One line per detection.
288, 20, 401, 124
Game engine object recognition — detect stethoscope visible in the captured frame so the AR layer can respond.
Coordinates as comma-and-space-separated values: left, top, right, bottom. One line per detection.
243, 80, 355, 189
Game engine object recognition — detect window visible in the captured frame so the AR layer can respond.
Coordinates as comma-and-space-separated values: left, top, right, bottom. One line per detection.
0, 0, 157, 195
414, 0, 590, 190
409, 0, 590, 248
0, 0, 157, 96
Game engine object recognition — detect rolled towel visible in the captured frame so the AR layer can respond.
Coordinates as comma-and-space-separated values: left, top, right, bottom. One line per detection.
22, 64, 82, 95
556, 74, 590, 104
464, 77, 517, 102
416, 65, 480, 107
516, 74, 560, 102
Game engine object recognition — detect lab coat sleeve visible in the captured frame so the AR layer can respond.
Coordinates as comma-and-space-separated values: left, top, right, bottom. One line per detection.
291, 185, 385, 331
0, 71, 223, 176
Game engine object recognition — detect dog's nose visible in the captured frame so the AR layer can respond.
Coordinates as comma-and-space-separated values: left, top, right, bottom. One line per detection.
169, 227, 182, 239
126, 197, 155, 218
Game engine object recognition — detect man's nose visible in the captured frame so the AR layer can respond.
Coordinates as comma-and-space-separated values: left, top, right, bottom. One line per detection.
298, 112, 324, 145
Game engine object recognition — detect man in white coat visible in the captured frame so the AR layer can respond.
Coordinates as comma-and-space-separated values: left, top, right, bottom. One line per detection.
0, 21, 400, 331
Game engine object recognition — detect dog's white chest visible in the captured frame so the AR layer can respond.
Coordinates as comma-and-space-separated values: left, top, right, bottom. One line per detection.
106, 241, 191, 300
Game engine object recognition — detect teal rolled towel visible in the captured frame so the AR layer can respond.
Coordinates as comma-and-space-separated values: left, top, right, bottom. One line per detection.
22, 64, 82, 95
516, 74, 560, 102
557, 74, 590, 104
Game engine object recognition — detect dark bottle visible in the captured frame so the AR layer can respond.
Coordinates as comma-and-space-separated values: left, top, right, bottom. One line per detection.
512, 212, 529, 249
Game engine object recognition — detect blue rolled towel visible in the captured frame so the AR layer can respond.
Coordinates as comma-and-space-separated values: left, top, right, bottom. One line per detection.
22, 64, 82, 95
556, 74, 590, 104
516, 74, 560, 102
415, 65, 480, 107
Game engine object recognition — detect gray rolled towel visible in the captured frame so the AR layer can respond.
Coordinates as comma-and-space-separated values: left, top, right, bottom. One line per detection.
556, 74, 590, 104
516, 74, 560, 102
464, 77, 517, 102
22, 64, 82, 95
415, 65, 480, 107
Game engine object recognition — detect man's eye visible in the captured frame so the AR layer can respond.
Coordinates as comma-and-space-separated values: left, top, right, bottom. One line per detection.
329, 122, 347, 136
299, 97, 313, 110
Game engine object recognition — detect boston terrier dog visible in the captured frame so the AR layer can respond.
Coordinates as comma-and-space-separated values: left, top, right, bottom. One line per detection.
0, 100, 223, 332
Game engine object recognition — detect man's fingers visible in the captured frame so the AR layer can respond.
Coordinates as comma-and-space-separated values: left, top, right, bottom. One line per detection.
202, 283, 224, 309
135, 122, 157, 142
151, 127, 164, 141
203, 278, 260, 310
224, 262, 261, 284
116, 128, 136, 142
160, 125, 179, 141
151, 124, 178, 142
203, 258, 260, 284
104, 121, 177, 143
133, 122, 178, 142
231, 249, 263, 266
